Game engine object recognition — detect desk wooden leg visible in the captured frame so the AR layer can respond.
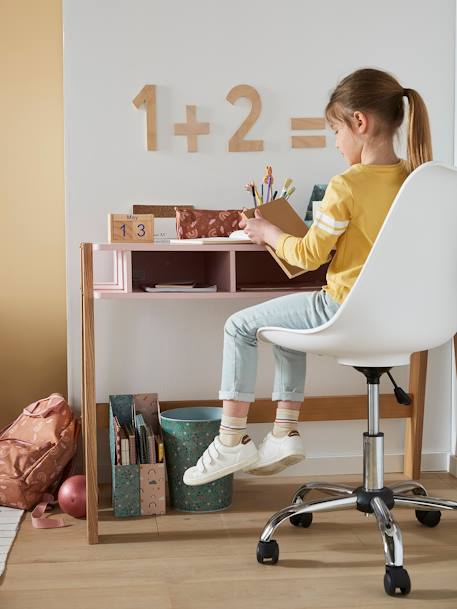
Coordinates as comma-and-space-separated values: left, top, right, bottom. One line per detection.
403, 351, 428, 479
81, 243, 98, 544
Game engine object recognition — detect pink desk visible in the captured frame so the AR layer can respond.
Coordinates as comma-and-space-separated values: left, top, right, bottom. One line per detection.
80, 242, 427, 544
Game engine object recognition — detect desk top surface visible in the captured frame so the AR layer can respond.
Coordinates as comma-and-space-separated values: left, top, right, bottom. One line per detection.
92, 242, 266, 252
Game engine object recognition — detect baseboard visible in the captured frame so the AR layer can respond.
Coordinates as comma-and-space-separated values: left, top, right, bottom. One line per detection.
449, 454, 457, 478
97, 450, 450, 485
236, 451, 450, 479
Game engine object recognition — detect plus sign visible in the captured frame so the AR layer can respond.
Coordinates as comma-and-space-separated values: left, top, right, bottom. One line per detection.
174, 105, 210, 152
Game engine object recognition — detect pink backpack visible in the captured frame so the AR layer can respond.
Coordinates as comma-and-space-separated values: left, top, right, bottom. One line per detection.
0, 394, 80, 510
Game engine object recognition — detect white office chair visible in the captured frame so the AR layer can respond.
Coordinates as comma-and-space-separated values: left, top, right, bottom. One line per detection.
255, 162, 457, 596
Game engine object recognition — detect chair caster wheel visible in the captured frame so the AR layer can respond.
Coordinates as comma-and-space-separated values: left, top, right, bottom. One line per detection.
256, 540, 279, 564
384, 566, 411, 596
415, 509, 441, 527
290, 512, 313, 528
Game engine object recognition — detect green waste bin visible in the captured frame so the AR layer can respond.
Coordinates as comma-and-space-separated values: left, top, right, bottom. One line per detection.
160, 406, 233, 512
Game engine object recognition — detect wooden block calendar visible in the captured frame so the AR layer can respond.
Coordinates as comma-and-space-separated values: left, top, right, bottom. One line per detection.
108, 214, 154, 243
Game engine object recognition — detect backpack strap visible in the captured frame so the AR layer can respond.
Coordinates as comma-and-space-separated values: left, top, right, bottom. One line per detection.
31, 493, 66, 529
24, 394, 67, 418
31, 422, 82, 530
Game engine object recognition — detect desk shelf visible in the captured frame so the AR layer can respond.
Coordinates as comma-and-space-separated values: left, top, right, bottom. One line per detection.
92, 242, 327, 299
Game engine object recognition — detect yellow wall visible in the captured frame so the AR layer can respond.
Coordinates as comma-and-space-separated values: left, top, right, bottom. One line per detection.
0, 0, 67, 426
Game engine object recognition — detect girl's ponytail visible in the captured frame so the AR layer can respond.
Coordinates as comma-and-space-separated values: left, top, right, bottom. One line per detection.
403, 88, 433, 173
325, 68, 433, 174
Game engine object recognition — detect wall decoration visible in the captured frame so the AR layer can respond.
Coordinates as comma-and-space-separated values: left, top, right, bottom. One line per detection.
173, 105, 210, 152
291, 117, 326, 148
132, 85, 157, 151
225, 84, 264, 152
132, 83, 326, 152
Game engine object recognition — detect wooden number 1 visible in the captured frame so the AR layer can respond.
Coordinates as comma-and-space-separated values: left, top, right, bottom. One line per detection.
133, 85, 157, 151
226, 84, 264, 152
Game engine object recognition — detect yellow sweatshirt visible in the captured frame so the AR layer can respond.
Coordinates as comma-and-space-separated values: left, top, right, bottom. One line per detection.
275, 161, 409, 304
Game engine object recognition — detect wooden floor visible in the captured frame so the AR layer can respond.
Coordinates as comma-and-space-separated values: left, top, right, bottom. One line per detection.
1, 472, 457, 608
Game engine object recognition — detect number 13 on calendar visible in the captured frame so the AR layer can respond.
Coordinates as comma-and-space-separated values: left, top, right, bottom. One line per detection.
108, 214, 154, 243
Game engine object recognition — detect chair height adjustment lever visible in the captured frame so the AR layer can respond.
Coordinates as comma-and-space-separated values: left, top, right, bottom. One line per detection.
387, 371, 411, 405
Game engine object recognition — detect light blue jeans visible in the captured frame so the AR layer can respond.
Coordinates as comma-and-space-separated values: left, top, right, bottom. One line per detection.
219, 289, 340, 403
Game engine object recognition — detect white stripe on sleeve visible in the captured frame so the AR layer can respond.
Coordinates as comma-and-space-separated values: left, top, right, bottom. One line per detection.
315, 221, 346, 236
315, 211, 349, 229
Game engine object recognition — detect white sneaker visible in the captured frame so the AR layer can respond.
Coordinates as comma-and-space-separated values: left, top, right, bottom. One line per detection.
183, 434, 258, 486
245, 430, 305, 475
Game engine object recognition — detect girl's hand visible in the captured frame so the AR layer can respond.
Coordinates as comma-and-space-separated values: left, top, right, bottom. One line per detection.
239, 209, 248, 229
241, 209, 283, 248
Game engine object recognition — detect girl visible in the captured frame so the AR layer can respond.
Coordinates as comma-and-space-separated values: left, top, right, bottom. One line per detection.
184, 67, 432, 486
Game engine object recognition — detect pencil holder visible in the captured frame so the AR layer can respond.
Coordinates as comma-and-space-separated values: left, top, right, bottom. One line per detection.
160, 407, 233, 512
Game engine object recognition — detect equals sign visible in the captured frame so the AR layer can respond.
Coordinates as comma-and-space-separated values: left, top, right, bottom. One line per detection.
290, 117, 326, 148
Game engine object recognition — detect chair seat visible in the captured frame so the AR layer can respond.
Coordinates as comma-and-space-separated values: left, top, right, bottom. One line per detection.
258, 325, 412, 367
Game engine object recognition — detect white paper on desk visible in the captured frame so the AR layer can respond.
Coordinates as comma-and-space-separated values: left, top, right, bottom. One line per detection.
170, 229, 252, 244
169, 237, 252, 245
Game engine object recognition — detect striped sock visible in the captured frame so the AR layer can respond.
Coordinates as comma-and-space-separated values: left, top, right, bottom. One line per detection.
272, 407, 300, 438
219, 415, 248, 447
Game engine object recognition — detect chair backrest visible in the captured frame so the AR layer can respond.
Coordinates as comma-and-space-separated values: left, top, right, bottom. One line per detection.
329, 162, 457, 357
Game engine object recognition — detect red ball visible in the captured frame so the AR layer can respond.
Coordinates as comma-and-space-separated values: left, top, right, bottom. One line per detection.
58, 475, 86, 518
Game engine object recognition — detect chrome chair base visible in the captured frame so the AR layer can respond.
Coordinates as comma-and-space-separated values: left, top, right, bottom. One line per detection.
260, 479, 457, 548
257, 479, 457, 595
256, 368, 457, 596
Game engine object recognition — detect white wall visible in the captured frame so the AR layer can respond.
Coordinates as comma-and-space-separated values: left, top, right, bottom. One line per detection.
63, 0, 456, 480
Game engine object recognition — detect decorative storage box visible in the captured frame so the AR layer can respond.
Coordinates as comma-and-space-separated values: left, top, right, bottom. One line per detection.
109, 393, 166, 517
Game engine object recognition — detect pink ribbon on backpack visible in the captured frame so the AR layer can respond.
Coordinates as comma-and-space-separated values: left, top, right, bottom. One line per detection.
31, 493, 67, 529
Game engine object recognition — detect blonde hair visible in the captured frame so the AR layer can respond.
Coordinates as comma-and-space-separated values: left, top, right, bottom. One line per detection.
325, 68, 433, 173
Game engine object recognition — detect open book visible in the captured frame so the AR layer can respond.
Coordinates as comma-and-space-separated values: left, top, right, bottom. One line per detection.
169, 230, 252, 245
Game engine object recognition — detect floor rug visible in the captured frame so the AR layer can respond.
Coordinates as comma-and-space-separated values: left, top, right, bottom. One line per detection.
0, 506, 24, 577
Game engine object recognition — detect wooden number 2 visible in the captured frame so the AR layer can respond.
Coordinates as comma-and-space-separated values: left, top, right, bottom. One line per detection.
133, 85, 157, 151
226, 84, 264, 152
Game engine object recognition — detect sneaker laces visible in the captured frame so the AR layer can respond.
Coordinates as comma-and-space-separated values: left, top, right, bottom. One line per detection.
196, 440, 221, 473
